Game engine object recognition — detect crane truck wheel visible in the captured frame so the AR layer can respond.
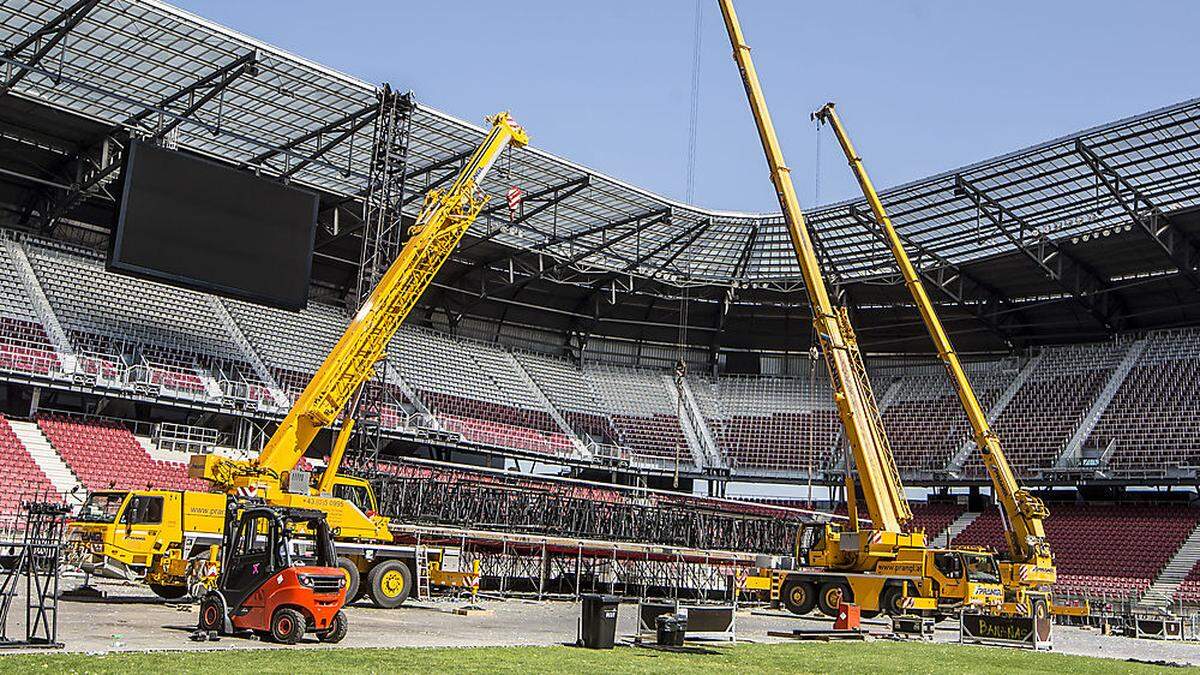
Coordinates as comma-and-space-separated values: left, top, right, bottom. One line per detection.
780, 578, 817, 615
366, 560, 412, 609
817, 581, 852, 617
880, 585, 906, 616
1030, 596, 1049, 621
335, 556, 361, 604
270, 607, 307, 645
149, 583, 189, 601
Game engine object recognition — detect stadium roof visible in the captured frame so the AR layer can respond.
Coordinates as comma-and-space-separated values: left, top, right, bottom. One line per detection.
2, 0, 1200, 354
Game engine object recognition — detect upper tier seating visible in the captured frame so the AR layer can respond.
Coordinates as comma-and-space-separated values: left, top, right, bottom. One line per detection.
954, 503, 1200, 600
391, 327, 572, 456
879, 362, 1016, 473
514, 351, 620, 445
967, 342, 1128, 477
1088, 329, 1200, 472
0, 241, 59, 377
0, 415, 59, 515
692, 373, 839, 472
585, 365, 688, 464
37, 414, 206, 492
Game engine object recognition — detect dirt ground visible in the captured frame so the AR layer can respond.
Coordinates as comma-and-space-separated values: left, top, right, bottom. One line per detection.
0, 576, 1194, 666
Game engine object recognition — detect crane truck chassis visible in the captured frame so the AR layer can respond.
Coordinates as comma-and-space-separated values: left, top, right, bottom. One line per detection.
67, 480, 472, 607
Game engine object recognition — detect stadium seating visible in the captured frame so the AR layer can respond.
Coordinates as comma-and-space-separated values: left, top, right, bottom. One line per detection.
1088, 329, 1200, 472
514, 351, 621, 445
36, 414, 206, 492
1174, 562, 1200, 606
965, 342, 1128, 476
584, 365, 689, 464
693, 373, 839, 472
879, 363, 1015, 473
954, 503, 1200, 601
0, 241, 59, 378
906, 500, 965, 541
0, 415, 59, 515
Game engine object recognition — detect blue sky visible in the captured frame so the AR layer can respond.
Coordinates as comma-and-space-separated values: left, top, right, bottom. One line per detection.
172, 1, 1200, 213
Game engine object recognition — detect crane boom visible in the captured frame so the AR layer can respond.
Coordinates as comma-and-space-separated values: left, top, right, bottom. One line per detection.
813, 103, 1055, 589
195, 112, 528, 487
717, 0, 909, 533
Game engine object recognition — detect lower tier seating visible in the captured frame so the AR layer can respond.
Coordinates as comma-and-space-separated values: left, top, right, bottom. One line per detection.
954, 503, 1200, 600
37, 414, 206, 492
0, 415, 59, 516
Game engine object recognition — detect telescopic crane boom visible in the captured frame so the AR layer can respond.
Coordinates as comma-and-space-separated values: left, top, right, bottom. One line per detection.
812, 102, 1055, 609
717, 0, 909, 538
193, 112, 529, 493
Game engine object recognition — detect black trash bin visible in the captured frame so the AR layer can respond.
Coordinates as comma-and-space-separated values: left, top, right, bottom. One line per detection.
655, 614, 687, 647
579, 594, 620, 649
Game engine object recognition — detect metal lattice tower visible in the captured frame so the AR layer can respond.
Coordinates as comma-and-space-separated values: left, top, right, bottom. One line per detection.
351, 85, 415, 466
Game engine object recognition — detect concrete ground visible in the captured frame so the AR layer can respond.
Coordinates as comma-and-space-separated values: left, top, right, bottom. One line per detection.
1, 577, 1195, 666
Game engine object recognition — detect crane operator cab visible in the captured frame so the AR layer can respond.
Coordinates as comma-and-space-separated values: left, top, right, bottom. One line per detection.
198, 501, 348, 644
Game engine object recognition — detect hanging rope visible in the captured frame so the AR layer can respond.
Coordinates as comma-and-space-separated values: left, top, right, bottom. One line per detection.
814, 115, 822, 205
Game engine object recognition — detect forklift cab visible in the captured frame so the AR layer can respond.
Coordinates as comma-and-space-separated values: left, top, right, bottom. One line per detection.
199, 501, 348, 644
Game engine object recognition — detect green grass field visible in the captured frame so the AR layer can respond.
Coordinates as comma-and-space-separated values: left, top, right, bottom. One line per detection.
0, 642, 1190, 674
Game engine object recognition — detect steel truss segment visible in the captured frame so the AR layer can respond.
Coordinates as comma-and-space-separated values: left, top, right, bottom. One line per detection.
847, 206, 1022, 345
954, 175, 1124, 330
0, 0, 100, 96
1075, 139, 1200, 292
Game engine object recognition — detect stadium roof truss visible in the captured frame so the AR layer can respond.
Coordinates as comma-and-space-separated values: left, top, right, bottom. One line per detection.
2, 0, 1200, 312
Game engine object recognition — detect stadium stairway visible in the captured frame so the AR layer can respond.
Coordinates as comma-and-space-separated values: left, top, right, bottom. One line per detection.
939, 509, 981, 547
510, 355, 589, 458
949, 354, 1041, 472
1058, 338, 1145, 467
9, 418, 83, 504
1138, 522, 1200, 610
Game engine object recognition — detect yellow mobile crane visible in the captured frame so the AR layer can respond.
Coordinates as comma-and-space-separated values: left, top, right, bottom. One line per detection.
813, 102, 1056, 618
719, 0, 1003, 618
67, 111, 528, 607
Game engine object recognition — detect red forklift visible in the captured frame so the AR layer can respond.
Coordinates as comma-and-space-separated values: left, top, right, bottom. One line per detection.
197, 501, 348, 644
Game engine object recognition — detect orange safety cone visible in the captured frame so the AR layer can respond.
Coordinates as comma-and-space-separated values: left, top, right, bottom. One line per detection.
833, 602, 860, 630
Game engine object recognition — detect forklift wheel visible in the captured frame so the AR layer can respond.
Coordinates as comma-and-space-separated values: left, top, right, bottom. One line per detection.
336, 557, 361, 604
198, 596, 223, 633
318, 610, 348, 643
270, 607, 307, 645
367, 560, 412, 609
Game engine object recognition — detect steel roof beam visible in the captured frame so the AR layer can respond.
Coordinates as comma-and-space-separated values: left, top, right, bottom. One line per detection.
0, 0, 101, 97
847, 206, 1022, 346
954, 175, 1125, 330
32, 51, 259, 233
567, 217, 716, 346
1075, 139, 1200, 292
462, 209, 673, 313
245, 100, 379, 171
457, 175, 591, 256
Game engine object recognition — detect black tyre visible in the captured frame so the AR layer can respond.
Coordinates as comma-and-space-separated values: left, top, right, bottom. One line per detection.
149, 583, 189, 601
336, 556, 361, 604
270, 607, 307, 645
817, 581, 852, 617
780, 578, 817, 615
880, 585, 906, 616
197, 595, 223, 632
318, 610, 348, 643
1030, 596, 1049, 621
366, 560, 412, 609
